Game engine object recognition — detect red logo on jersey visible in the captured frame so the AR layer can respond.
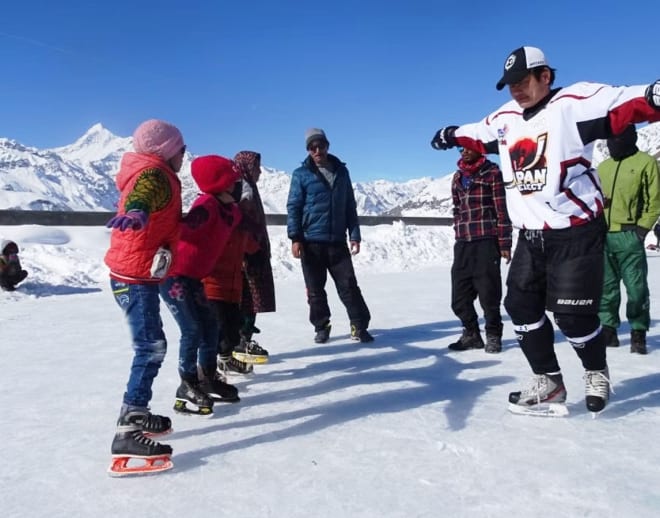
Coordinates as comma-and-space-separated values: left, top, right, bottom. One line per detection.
507, 134, 548, 193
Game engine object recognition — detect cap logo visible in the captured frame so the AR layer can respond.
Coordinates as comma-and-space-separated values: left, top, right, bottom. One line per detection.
504, 54, 516, 71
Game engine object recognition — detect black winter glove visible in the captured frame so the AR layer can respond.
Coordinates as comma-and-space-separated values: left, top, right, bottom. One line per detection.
636, 226, 649, 242
431, 126, 458, 150
646, 79, 660, 110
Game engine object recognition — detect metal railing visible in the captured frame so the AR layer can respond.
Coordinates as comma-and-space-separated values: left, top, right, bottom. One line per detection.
0, 210, 453, 227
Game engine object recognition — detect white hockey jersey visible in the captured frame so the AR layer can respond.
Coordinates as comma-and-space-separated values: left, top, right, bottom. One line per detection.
454, 82, 660, 230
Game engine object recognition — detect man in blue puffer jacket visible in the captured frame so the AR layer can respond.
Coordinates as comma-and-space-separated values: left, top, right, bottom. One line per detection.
287, 128, 373, 344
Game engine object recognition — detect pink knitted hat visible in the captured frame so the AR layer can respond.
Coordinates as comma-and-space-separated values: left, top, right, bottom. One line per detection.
132, 119, 184, 161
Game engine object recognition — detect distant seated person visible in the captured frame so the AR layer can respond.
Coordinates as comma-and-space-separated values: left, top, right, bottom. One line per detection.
654, 222, 660, 249
0, 240, 28, 291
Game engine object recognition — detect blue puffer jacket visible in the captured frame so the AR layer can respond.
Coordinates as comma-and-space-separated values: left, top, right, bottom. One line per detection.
287, 154, 361, 243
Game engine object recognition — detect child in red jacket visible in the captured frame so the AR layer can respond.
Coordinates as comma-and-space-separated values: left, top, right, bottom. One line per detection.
203, 218, 255, 375
159, 155, 243, 414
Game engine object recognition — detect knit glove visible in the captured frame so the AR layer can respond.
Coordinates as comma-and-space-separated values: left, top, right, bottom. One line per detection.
636, 226, 649, 242
106, 209, 148, 231
431, 126, 458, 150
646, 79, 660, 110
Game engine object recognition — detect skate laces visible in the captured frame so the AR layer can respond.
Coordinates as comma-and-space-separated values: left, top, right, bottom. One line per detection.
584, 370, 612, 398
245, 340, 267, 354
130, 430, 161, 448
140, 413, 171, 434
520, 374, 549, 403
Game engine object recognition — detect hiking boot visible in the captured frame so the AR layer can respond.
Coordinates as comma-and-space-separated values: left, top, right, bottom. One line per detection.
584, 367, 610, 413
509, 372, 567, 407
350, 324, 374, 343
233, 337, 269, 364
630, 330, 647, 355
484, 334, 502, 353
448, 328, 484, 351
601, 325, 619, 348
314, 322, 331, 344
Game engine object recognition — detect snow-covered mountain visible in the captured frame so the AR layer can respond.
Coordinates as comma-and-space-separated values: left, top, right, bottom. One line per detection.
1, 123, 659, 217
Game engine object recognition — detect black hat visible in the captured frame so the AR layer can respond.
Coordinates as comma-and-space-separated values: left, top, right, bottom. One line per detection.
496, 46, 550, 91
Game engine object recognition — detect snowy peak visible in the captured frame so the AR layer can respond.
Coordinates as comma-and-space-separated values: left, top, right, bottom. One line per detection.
51, 123, 132, 165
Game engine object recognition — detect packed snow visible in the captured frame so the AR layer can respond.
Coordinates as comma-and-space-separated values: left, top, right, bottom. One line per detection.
2, 223, 660, 518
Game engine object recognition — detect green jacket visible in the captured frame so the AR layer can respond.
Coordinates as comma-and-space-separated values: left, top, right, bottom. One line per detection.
598, 151, 660, 232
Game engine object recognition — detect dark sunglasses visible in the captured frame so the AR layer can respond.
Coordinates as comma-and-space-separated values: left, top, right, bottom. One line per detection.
180, 145, 187, 155
307, 143, 327, 152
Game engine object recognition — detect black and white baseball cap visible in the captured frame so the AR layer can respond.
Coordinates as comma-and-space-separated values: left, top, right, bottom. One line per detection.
496, 46, 550, 90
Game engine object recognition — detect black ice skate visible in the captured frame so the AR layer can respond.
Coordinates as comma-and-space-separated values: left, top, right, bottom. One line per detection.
119, 410, 172, 437
199, 367, 240, 403
233, 337, 269, 364
108, 420, 173, 477
174, 379, 214, 416
218, 353, 254, 376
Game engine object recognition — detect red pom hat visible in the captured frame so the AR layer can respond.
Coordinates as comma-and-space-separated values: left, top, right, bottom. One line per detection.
191, 155, 240, 194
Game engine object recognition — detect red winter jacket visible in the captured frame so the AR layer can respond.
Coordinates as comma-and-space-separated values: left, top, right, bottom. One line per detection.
168, 195, 242, 279
203, 228, 250, 303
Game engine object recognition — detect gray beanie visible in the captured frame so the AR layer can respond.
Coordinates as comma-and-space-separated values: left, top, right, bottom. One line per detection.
305, 128, 329, 148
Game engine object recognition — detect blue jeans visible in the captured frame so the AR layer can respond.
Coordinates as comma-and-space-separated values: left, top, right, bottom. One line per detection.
159, 276, 219, 380
111, 279, 167, 408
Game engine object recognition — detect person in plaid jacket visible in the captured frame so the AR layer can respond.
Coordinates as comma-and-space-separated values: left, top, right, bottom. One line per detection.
449, 147, 512, 353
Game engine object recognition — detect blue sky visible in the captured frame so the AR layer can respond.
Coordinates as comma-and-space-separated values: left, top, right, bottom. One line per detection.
0, 0, 657, 181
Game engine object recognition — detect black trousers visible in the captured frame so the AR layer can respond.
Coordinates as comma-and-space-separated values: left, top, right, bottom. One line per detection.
300, 242, 371, 331
451, 238, 503, 336
209, 300, 241, 355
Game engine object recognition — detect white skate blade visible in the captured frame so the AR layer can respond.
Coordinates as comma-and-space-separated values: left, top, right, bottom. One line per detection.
508, 402, 569, 417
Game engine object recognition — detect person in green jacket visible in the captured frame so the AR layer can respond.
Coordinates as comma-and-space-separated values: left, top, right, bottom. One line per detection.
597, 124, 660, 354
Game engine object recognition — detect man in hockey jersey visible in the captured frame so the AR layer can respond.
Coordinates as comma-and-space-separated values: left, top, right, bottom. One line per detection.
430, 45, 660, 415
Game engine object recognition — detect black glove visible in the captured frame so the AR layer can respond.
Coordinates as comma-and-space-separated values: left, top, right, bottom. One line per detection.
431, 126, 458, 150
636, 226, 649, 242
646, 79, 660, 110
